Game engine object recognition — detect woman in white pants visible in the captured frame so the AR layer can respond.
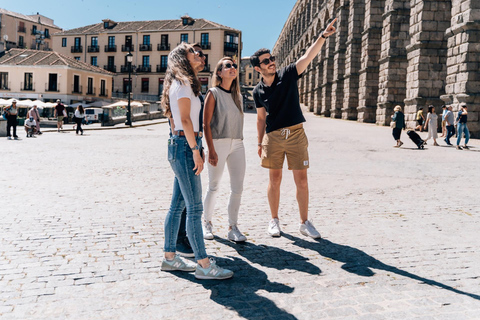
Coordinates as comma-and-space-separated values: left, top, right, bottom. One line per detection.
203, 57, 246, 242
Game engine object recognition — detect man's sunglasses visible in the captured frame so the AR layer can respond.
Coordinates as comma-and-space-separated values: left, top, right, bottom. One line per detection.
259, 56, 275, 65
224, 63, 237, 69
188, 48, 205, 58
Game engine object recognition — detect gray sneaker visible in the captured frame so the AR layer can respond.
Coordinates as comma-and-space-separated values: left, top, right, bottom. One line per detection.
195, 258, 233, 280
161, 255, 196, 272
300, 220, 321, 239
227, 225, 247, 242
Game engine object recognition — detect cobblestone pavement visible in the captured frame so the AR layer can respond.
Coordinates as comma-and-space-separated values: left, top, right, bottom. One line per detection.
1, 111, 480, 320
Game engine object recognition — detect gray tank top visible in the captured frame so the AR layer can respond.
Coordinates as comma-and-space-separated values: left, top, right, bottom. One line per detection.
209, 87, 244, 139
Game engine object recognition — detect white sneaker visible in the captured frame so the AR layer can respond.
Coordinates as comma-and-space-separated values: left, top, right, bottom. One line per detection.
300, 220, 321, 239
268, 218, 281, 237
227, 225, 247, 242
203, 221, 214, 240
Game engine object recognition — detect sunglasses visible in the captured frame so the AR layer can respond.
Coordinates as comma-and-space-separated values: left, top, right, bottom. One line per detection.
259, 56, 275, 65
188, 48, 205, 58
224, 63, 237, 69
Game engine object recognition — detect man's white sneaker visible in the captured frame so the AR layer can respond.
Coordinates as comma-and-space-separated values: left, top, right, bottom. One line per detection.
203, 221, 214, 240
300, 220, 321, 239
268, 218, 281, 237
161, 255, 196, 272
227, 225, 247, 242
195, 258, 233, 280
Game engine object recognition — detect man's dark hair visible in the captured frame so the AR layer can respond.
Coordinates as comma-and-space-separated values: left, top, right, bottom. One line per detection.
251, 48, 270, 67
191, 42, 201, 48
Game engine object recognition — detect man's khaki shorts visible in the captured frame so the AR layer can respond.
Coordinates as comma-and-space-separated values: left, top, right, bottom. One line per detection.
57, 116, 64, 123
261, 123, 309, 170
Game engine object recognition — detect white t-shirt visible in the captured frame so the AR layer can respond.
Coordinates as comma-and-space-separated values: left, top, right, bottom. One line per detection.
25, 119, 36, 127
74, 110, 85, 118
169, 80, 201, 132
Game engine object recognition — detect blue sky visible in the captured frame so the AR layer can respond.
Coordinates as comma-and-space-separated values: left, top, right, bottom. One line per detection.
2, 0, 297, 57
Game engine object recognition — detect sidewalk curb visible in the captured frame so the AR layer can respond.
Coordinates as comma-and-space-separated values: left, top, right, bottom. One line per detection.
41, 118, 168, 133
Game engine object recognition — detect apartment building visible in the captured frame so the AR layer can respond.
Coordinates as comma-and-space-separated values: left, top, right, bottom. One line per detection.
240, 57, 260, 87
0, 8, 62, 52
52, 15, 242, 101
0, 49, 113, 103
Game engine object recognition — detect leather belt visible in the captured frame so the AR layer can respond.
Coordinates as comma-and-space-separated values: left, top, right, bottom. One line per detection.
174, 131, 203, 138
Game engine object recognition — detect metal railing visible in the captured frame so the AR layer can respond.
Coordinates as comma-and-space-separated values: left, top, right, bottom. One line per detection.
0, 82, 11, 91
105, 45, 117, 52
137, 65, 151, 72
71, 46, 83, 53
72, 85, 83, 94
139, 44, 152, 51
18, 26, 26, 33
88, 45, 100, 52
99, 89, 109, 97
156, 65, 167, 72
45, 83, 60, 92
121, 45, 135, 52
20, 82, 35, 91
157, 43, 170, 51
224, 42, 238, 52
200, 42, 211, 50
86, 87, 96, 95
104, 65, 116, 73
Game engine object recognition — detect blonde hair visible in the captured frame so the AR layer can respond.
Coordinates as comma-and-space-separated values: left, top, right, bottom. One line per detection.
394, 105, 402, 112
160, 43, 201, 118
212, 57, 242, 113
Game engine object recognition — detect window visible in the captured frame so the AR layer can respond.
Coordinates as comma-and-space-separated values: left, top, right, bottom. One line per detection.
180, 34, 188, 43
182, 18, 188, 25
141, 78, 149, 93
143, 35, 150, 45
143, 56, 150, 67
48, 73, 58, 91
161, 35, 168, 45
62, 38, 67, 47
74, 37, 81, 47
201, 33, 209, 46
158, 79, 164, 96
161, 55, 168, 68
18, 36, 24, 47
100, 79, 106, 96
104, 21, 109, 28
108, 36, 115, 47
73, 75, 80, 93
32, 25, 37, 35
87, 78, 94, 94
18, 22, 25, 33
24, 73, 33, 90
249, 73, 252, 79
91, 37, 98, 46
74, 57, 80, 61
91, 56, 97, 66
0, 72, 8, 90
108, 56, 115, 66
45, 29, 49, 38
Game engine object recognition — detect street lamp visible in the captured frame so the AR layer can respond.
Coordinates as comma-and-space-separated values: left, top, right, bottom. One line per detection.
125, 51, 133, 126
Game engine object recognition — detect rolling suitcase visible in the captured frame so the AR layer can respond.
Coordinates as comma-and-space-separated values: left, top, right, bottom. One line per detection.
407, 130, 425, 149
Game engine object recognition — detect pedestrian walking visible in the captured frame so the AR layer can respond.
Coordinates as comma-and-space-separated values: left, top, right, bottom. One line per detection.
391, 105, 406, 148
251, 18, 337, 239
456, 104, 470, 150
444, 105, 455, 146
415, 107, 425, 132
424, 105, 439, 146
74, 105, 86, 135
440, 105, 447, 137
5, 99, 19, 140
28, 105, 42, 135
160, 43, 233, 280
203, 57, 247, 243
54, 99, 66, 132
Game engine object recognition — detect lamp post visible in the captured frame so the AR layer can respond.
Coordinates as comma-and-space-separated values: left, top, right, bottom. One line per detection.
125, 51, 133, 126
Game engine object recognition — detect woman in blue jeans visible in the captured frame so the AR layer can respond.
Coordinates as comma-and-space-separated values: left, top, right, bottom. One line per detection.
456, 104, 470, 150
160, 43, 233, 280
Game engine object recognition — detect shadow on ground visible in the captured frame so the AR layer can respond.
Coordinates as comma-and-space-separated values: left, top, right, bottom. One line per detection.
282, 233, 480, 300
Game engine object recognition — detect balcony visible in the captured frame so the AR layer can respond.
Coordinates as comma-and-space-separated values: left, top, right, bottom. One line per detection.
121, 45, 135, 52
137, 65, 151, 72
88, 45, 100, 52
18, 26, 26, 33
0, 82, 10, 91
157, 65, 167, 72
105, 45, 117, 52
72, 85, 83, 94
157, 43, 170, 51
139, 44, 152, 51
104, 65, 116, 73
99, 89, 109, 97
21, 82, 35, 91
200, 42, 211, 50
71, 45, 83, 53
45, 83, 60, 92
45, 34, 50, 39
224, 42, 238, 53
120, 64, 136, 73
86, 87, 96, 95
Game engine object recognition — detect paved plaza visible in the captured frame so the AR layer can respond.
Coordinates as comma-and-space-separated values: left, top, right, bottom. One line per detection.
1, 111, 480, 319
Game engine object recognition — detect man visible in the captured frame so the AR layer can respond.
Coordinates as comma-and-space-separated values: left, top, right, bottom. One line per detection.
251, 18, 337, 239
28, 104, 42, 135
175, 42, 206, 257
54, 99, 65, 132
24, 116, 37, 137
444, 105, 455, 146
5, 99, 19, 139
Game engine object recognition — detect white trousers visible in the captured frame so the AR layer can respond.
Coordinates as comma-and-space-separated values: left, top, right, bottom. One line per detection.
203, 139, 246, 226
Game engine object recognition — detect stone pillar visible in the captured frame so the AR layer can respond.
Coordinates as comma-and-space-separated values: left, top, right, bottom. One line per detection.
343, 0, 365, 120
358, 0, 384, 123
441, 0, 480, 138
321, 34, 335, 117
307, 59, 317, 112
331, 2, 349, 119
404, 0, 451, 129
376, 0, 410, 126
314, 52, 325, 115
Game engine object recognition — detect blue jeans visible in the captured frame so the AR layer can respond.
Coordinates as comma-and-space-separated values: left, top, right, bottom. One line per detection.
164, 135, 207, 260
456, 123, 470, 146
445, 125, 455, 144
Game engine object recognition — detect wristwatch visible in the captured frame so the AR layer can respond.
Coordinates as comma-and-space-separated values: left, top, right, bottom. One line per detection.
191, 145, 200, 151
